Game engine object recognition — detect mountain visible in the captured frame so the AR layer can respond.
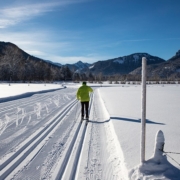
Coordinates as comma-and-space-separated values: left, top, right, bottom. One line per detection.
169, 50, 180, 61
1, 41, 179, 81
91, 53, 165, 75
0, 41, 71, 81
70, 53, 165, 76
130, 50, 180, 80
65, 61, 91, 73
0, 41, 61, 68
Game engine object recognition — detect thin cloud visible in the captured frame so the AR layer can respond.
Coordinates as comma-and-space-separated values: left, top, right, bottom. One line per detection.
121, 39, 153, 42
0, 4, 54, 28
0, 29, 102, 64
102, 38, 180, 49
0, 0, 90, 28
43, 54, 106, 64
0, 30, 72, 58
24, 50, 47, 57
120, 38, 180, 42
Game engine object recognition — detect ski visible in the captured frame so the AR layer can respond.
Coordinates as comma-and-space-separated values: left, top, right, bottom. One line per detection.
85, 118, 89, 125
81, 117, 89, 125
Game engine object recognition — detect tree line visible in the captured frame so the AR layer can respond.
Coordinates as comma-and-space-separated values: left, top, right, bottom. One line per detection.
1, 62, 179, 83
72, 72, 180, 83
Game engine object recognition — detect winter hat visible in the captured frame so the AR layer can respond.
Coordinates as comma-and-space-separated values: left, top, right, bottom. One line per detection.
82, 81, 86, 85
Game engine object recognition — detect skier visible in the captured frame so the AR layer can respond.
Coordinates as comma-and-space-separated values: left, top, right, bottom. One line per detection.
76, 81, 93, 122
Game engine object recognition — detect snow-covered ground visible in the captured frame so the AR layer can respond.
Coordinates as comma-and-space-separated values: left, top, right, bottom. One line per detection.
0, 83, 180, 179
0, 83, 64, 102
99, 84, 180, 179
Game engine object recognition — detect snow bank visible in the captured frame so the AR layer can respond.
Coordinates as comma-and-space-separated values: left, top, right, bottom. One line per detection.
0, 83, 64, 102
130, 130, 180, 179
99, 85, 180, 179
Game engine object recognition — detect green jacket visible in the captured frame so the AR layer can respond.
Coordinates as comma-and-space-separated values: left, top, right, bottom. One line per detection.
76, 85, 93, 102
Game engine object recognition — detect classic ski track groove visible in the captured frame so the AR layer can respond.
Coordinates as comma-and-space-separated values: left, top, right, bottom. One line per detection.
0, 89, 71, 140
0, 98, 78, 180
54, 93, 94, 180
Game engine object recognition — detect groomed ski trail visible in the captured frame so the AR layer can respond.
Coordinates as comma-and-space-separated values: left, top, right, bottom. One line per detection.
0, 87, 128, 179
0, 88, 80, 180
76, 89, 128, 180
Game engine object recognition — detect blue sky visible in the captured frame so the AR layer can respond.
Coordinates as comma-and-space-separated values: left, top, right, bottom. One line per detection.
0, 0, 180, 64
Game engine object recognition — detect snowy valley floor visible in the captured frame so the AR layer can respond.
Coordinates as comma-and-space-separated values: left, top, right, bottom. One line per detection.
0, 83, 180, 179
99, 84, 180, 179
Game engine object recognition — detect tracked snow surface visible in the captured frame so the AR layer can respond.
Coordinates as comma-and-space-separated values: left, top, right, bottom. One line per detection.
0, 83, 180, 180
0, 83, 127, 180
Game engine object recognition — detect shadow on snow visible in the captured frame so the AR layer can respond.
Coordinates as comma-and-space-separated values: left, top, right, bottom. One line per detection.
88, 119, 110, 124
0, 88, 64, 103
110, 117, 165, 125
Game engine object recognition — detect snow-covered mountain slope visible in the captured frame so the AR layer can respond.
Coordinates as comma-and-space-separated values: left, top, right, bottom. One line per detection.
0, 41, 68, 81
130, 50, 180, 79
65, 53, 165, 76
89, 53, 165, 75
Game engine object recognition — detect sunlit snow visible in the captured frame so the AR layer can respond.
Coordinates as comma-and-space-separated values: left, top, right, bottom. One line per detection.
0, 82, 180, 180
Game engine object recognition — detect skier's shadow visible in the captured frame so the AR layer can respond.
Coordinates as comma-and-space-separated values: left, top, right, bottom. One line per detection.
88, 119, 110, 124
110, 117, 165, 125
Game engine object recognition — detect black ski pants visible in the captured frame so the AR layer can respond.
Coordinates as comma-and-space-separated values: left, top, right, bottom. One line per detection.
81, 101, 89, 118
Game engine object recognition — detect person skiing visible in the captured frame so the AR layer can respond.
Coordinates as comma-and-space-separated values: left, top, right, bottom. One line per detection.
76, 81, 93, 122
